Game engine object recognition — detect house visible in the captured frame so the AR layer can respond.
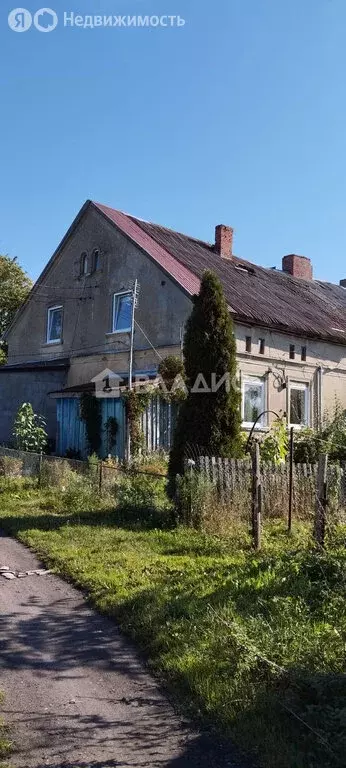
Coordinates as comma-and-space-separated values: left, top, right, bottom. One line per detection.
2, 199, 346, 458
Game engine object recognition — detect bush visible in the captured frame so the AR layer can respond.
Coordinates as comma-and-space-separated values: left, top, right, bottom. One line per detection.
0, 456, 23, 477
62, 472, 100, 512
116, 472, 168, 511
40, 459, 75, 489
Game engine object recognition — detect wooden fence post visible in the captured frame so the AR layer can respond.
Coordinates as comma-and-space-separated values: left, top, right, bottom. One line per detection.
288, 427, 294, 532
314, 454, 328, 547
252, 442, 262, 550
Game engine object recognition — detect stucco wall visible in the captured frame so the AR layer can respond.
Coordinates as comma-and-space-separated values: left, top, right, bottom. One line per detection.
0, 369, 67, 446
6, 206, 192, 367
235, 323, 346, 429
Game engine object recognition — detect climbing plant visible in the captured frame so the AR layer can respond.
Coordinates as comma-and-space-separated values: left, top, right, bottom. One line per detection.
105, 416, 118, 454
80, 393, 102, 455
124, 390, 151, 456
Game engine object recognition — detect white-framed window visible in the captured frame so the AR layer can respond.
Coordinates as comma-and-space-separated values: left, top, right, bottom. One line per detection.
47, 306, 63, 344
242, 376, 266, 428
289, 382, 309, 427
112, 292, 132, 333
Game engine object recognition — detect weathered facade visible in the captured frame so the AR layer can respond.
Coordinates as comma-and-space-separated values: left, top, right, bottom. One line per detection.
2, 199, 346, 455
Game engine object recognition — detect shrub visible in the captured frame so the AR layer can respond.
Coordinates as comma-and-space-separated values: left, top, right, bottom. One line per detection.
13, 402, 48, 453
62, 472, 99, 512
40, 459, 74, 489
0, 456, 23, 477
260, 417, 288, 464
115, 472, 168, 511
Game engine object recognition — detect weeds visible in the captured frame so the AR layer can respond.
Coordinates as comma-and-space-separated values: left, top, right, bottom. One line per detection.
0, 475, 345, 768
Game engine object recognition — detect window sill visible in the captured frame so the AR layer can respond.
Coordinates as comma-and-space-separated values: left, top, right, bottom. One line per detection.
242, 423, 269, 432
105, 330, 131, 337
43, 340, 63, 347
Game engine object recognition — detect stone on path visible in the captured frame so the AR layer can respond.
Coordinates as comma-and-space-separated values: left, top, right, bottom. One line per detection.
2, 572, 16, 580
0, 566, 10, 572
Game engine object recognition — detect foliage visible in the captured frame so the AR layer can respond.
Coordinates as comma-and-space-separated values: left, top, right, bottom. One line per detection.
0, 254, 32, 341
260, 417, 289, 464
13, 403, 48, 453
105, 416, 118, 454
294, 401, 346, 464
80, 393, 102, 455
169, 270, 242, 481
0, 456, 23, 477
40, 459, 74, 489
115, 471, 169, 513
0, 348, 7, 367
0, 481, 345, 768
158, 355, 186, 402
124, 390, 151, 456
293, 427, 319, 464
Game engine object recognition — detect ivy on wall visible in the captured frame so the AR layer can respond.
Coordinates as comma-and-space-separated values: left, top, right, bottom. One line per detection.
124, 390, 151, 456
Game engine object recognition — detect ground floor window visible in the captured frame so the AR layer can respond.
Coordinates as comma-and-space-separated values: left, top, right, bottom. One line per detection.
289, 382, 309, 427
242, 376, 266, 428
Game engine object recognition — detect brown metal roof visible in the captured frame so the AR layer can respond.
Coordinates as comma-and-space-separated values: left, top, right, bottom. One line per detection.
93, 201, 346, 344
127, 216, 346, 344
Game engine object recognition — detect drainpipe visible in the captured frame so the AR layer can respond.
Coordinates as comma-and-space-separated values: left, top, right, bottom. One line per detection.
318, 366, 323, 430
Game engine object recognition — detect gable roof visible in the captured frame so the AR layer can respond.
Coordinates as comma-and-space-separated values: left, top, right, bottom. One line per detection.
5, 199, 346, 346
94, 201, 346, 345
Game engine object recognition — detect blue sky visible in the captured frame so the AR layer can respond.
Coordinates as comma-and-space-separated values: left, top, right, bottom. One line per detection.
0, 0, 346, 283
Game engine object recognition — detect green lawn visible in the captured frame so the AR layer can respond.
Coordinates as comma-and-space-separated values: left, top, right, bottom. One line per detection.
1, 479, 345, 768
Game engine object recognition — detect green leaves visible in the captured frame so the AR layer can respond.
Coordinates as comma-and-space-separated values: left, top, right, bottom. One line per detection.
13, 402, 48, 453
0, 255, 32, 339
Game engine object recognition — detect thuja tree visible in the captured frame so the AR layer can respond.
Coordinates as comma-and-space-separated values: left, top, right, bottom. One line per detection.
169, 270, 242, 479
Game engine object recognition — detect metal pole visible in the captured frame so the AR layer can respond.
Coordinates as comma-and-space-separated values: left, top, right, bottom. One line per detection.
288, 427, 294, 532
127, 279, 138, 462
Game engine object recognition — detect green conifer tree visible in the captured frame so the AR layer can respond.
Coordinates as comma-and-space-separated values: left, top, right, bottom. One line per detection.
169, 270, 242, 479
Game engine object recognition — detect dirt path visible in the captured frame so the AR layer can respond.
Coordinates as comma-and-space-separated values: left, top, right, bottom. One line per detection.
0, 533, 249, 768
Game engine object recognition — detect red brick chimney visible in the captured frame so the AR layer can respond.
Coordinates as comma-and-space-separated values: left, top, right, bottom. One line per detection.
215, 224, 233, 259
282, 254, 313, 280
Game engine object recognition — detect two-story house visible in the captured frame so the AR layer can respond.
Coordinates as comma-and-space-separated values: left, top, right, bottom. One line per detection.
2, 199, 346, 457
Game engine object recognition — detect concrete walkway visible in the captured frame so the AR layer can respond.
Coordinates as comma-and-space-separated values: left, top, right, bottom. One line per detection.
0, 533, 249, 768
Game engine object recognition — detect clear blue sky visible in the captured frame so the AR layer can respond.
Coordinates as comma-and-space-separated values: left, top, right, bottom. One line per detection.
0, 0, 346, 283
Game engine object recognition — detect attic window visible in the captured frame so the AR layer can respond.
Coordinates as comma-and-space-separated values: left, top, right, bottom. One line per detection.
93, 249, 100, 271
80, 252, 88, 276
235, 264, 255, 275
245, 336, 252, 353
259, 338, 265, 355
301, 346, 307, 362
289, 344, 295, 360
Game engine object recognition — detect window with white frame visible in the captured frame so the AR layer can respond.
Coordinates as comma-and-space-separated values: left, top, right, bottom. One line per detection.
112, 292, 132, 333
242, 376, 266, 428
289, 382, 309, 427
47, 306, 63, 344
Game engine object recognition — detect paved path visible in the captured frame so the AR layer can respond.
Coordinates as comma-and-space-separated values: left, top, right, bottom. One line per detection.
0, 533, 249, 768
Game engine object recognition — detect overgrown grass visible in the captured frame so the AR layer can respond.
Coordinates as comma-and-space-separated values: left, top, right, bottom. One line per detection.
1, 477, 345, 768
0, 693, 12, 768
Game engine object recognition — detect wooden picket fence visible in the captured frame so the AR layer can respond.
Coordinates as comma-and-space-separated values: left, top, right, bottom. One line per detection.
197, 455, 346, 525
